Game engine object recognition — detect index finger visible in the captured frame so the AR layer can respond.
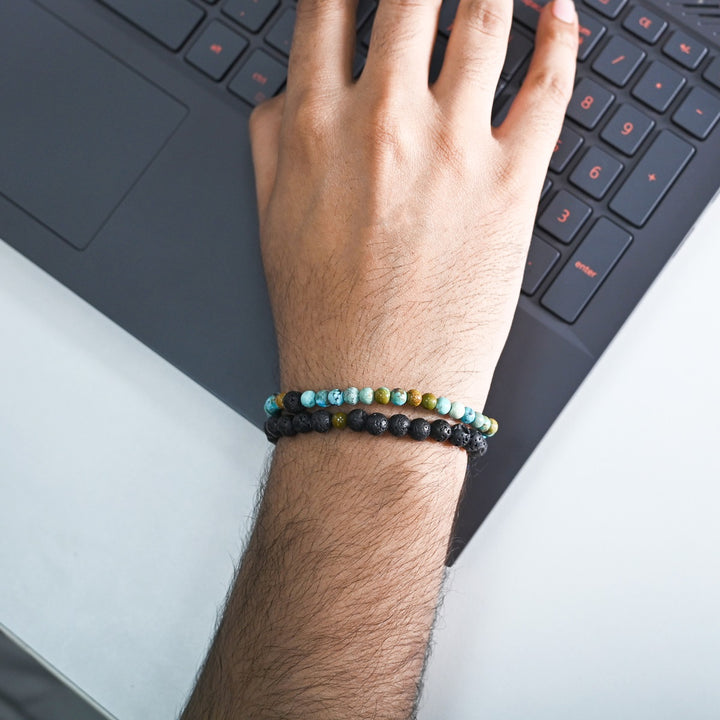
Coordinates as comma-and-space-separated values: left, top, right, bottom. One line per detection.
495, 0, 579, 177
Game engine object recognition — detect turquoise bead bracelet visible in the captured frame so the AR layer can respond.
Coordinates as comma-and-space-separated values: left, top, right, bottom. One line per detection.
264, 386, 499, 437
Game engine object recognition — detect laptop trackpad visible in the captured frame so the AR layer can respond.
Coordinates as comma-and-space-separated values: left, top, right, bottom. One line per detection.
0, 1, 187, 250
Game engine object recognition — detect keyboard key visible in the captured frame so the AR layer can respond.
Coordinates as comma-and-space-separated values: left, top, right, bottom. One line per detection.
542, 177, 553, 199
600, 104, 654, 155
492, 95, 513, 127
353, 50, 366, 78
439, 0, 460, 36
550, 125, 583, 173
570, 146, 624, 199
577, 12, 606, 61
703, 57, 720, 90
430, 36, 447, 83
583, 0, 627, 20
229, 49, 286, 106
502, 31, 533, 81
100, 0, 204, 50
360, 19, 373, 48
609, 130, 694, 226
631, 61, 685, 112
592, 36, 645, 87
622, 6, 666, 44
541, 218, 632, 322
567, 78, 614, 129
522, 236, 560, 295
356, 0, 377, 28
663, 31, 707, 70
538, 190, 592, 243
672, 87, 720, 139
513, 0, 550, 31
265, 8, 296, 56
223, 0, 278, 33
186, 22, 248, 80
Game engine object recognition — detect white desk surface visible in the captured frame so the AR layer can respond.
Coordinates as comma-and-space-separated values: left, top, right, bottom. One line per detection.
1, 198, 719, 720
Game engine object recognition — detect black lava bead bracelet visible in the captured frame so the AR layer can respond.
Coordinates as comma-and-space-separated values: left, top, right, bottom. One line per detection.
264, 408, 488, 456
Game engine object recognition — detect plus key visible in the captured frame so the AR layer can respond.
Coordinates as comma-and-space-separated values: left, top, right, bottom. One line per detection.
609, 130, 694, 226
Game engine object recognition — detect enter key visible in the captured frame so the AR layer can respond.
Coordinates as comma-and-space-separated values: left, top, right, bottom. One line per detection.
541, 218, 632, 323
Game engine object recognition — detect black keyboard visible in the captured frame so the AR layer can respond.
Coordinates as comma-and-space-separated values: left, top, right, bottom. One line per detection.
99, 0, 720, 328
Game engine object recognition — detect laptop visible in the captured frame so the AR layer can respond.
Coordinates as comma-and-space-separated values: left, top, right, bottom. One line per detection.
2, 0, 719, 563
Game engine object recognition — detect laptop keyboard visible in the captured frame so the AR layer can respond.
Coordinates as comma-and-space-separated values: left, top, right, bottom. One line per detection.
99, 0, 720, 324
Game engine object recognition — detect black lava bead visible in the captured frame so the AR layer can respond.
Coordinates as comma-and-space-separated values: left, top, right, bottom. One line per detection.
277, 415, 296, 437
347, 408, 368, 432
466, 429, 488, 455
388, 414, 410, 437
264, 416, 280, 443
429, 419, 452, 442
291, 412, 313, 433
408, 418, 431, 441
283, 391, 303, 414
365, 412, 389, 436
310, 409, 332, 433
449, 423, 471, 447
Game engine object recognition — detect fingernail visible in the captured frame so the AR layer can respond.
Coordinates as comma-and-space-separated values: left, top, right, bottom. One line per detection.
552, 0, 576, 23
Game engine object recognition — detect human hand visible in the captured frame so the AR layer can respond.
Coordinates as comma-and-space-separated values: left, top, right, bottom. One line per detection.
249, 0, 578, 412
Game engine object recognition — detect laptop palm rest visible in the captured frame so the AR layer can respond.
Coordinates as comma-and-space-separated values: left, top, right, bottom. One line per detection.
0, 0, 187, 251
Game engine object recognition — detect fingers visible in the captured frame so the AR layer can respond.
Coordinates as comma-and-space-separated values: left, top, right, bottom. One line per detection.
248, 94, 285, 226
362, 0, 443, 91
286, 0, 358, 103
495, 0, 578, 181
433, 0, 513, 121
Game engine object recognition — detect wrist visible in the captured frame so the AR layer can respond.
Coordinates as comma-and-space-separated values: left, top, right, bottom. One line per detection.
270, 429, 468, 503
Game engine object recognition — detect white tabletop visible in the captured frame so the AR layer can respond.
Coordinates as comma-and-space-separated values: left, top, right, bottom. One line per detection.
1, 198, 720, 719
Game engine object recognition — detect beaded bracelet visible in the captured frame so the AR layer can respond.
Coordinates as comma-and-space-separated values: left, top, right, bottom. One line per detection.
264, 386, 498, 437
264, 409, 488, 456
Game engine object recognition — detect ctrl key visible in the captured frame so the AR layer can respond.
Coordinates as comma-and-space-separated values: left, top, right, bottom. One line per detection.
229, 49, 286, 107
541, 218, 632, 322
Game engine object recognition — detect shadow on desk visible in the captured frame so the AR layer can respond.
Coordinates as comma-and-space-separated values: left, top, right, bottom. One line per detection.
0, 628, 111, 720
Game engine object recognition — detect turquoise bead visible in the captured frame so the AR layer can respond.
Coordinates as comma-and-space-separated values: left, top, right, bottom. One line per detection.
359, 387, 374, 404
315, 390, 329, 407
449, 401, 465, 420
390, 388, 407, 406
472, 415, 485, 430
479, 416, 492, 433
300, 390, 316, 408
436, 396, 451, 415
264, 394, 280, 416
343, 387, 359, 405
328, 388, 343, 406
462, 407, 476, 424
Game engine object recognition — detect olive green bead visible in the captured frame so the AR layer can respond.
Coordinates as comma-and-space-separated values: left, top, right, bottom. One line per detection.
332, 412, 348, 429
407, 389, 422, 407
486, 418, 499, 437
374, 387, 390, 404
421, 393, 437, 410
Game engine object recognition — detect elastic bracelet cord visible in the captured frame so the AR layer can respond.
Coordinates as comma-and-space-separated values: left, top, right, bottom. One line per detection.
264, 409, 488, 456
264, 386, 499, 437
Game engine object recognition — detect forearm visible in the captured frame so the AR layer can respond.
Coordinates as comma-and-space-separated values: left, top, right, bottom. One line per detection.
182, 432, 467, 719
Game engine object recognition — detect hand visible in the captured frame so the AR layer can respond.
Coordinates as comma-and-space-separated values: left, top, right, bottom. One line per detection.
249, 0, 578, 411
